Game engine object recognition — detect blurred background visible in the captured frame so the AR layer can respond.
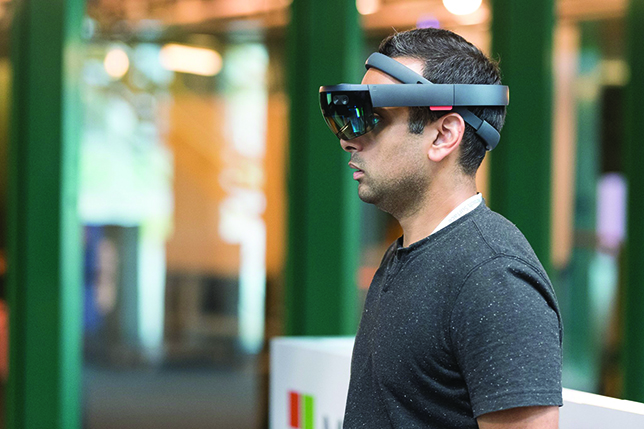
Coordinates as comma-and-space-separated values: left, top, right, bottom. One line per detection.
1, 0, 644, 428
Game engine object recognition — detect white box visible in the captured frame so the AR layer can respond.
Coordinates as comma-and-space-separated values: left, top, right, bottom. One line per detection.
270, 336, 644, 429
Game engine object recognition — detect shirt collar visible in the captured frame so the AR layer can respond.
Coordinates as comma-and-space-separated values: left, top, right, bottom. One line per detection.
431, 193, 483, 235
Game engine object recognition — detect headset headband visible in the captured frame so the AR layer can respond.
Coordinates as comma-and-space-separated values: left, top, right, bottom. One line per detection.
364, 53, 507, 150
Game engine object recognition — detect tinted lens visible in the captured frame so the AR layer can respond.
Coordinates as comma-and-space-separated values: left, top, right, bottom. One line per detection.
323, 110, 379, 140
320, 90, 379, 140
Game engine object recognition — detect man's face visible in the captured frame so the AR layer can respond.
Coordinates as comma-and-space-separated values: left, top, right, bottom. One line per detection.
340, 57, 435, 216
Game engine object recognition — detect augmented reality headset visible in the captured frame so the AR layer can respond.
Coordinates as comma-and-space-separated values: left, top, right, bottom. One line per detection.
319, 53, 509, 150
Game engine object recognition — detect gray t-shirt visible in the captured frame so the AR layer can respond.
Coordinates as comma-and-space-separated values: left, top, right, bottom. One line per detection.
343, 202, 563, 428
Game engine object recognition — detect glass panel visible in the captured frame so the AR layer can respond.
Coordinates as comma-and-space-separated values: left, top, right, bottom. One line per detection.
80, 2, 288, 428
551, 17, 627, 396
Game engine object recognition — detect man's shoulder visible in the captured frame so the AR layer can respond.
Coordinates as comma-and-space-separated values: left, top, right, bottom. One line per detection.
465, 205, 541, 262
431, 204, 549, 283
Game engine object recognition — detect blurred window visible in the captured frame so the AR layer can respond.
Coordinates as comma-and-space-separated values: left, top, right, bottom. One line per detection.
80, 3, 288, 428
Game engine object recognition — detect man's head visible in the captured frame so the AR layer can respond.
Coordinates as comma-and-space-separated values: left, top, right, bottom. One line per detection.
330, 28, 506, 217
378, 28, 506, 176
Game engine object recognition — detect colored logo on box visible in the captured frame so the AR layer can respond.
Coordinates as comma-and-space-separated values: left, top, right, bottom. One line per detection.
289, 391, 315, 429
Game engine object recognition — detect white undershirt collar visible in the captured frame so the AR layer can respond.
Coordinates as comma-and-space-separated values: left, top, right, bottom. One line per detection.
431, 193, 483, 235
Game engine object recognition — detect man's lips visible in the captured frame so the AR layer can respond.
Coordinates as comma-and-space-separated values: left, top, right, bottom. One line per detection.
348, 162, 364, 180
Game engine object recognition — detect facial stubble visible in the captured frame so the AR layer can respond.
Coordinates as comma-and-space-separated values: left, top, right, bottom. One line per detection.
356, 156, 430, 220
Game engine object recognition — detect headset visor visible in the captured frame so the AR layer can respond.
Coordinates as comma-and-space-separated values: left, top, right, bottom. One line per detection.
319, 86, 380, 140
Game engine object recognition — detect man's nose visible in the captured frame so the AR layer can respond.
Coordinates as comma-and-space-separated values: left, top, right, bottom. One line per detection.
340, 137, 362, 153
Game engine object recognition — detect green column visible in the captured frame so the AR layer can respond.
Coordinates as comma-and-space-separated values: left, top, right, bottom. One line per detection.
490, 0, 554, 273
8, 0, 84, 427
565, 22, 602, 392
285, 0, 362, 335
623, 0, 644, 402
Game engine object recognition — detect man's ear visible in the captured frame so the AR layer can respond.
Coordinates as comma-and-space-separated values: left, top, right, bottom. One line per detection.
427, 113, 465, 163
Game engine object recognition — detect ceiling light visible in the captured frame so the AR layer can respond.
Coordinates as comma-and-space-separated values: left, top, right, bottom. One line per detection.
443, 0, 482, 16
160, 44, 223, 77
104, 48, 130, 79
356, 0, 381, 15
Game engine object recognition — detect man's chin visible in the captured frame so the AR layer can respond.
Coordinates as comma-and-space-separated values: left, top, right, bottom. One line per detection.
357, 185, 379, 205
358, 185, 399, 215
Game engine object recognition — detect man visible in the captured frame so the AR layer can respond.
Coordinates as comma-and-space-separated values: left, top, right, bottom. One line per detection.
319, 28, 562, 428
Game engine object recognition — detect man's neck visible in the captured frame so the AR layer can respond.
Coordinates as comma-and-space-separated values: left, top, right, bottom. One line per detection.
398, 179, 477, 248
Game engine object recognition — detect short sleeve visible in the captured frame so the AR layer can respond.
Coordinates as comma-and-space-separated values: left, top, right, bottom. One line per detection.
450, 255, 563, 418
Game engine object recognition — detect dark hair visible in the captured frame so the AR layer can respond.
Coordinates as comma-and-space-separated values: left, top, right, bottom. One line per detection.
378, 28, 506, 176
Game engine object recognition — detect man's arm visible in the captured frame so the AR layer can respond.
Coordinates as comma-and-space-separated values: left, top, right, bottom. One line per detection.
451, 257, 563, 419
477, 406, 559, 429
